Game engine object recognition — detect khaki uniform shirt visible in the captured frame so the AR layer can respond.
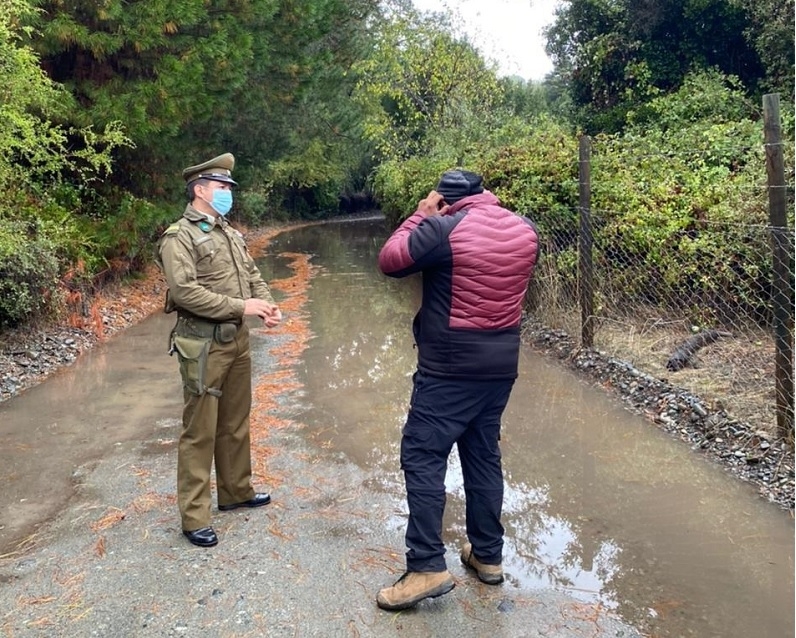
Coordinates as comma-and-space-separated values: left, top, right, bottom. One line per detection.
157, 205, 273, 320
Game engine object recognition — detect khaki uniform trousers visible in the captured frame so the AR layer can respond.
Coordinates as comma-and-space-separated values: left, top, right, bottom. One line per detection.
177, 323, 256, 531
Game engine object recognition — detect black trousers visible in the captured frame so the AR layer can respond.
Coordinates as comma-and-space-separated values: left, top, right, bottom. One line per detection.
400, 371, 514, 572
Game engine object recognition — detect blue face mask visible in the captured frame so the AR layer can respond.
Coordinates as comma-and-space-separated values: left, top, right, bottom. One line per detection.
209, 189, 233, 216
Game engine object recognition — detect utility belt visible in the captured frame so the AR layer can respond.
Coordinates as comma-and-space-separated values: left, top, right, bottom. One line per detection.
173, 311, 242, 343
168, 312, 243, 397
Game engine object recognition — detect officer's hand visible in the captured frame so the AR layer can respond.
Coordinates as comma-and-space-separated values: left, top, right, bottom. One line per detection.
244, 298, 280, 326
264, 307, 282, 328
418, 191, 449, 217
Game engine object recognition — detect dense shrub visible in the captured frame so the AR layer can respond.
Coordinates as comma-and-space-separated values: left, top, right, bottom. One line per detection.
373, 156, 453, 226
0, 219, 60, 327
94, 193, 172, 272
476, 117, 579, 237
372, 115, 579, 228
586, 70, 791, 324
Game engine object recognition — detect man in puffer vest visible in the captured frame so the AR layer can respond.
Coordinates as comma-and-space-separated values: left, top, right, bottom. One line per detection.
376, 169, 540, 610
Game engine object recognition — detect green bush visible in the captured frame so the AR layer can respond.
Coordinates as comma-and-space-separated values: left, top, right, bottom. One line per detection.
94, 193, 174, 272
373, 156, 454, 226
583, 70, 792, 324
237, 189, 290, 226
0, 219, 61, 327
373, 116, 579, 229
476, 117, 579, 240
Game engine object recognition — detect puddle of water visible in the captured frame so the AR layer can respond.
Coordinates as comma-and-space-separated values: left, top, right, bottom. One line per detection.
0, 312, 182, 551
493, 351, 794, 636
265, 218, 795, 638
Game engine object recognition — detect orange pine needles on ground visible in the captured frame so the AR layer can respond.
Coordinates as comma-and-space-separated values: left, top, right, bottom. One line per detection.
89, 507, 126, 533
249, 248, 317, 488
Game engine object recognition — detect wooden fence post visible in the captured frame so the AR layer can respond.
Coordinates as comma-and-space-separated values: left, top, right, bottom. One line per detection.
763, 93, 795, 440
579, 135, 594, 348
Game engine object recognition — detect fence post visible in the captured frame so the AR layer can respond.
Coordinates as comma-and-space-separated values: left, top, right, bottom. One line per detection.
763, 93, 795, 441
579, 135, 594, 348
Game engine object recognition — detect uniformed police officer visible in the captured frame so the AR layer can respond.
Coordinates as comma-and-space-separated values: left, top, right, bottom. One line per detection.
157, 153, 281, 547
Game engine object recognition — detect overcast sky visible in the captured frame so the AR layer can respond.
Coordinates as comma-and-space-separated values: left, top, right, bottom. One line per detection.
410, 0, 559, 81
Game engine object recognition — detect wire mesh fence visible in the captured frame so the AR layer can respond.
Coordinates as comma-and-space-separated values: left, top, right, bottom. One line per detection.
525, 99, 794, 439
530, 218, 790, 436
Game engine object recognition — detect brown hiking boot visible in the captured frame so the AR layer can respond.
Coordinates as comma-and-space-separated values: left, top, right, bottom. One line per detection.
376, 570, 455, 611
460, 543, 504, 584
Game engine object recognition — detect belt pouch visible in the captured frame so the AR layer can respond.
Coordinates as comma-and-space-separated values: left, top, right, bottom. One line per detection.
214, 323, 238, 344
172, 335, 211, 395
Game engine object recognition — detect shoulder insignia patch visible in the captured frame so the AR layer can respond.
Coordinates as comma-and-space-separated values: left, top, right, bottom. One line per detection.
162, 223, 181, 236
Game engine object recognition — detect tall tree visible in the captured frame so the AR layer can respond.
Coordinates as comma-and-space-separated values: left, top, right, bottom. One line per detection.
354, 0, 502, 161
545, 0, 766, 132
731, 0, 795, 100
0, 0, 133, 327
212, 0, 381, 215
352, 1, 511, 221
2, 0, 129, 192
28, 0, 380, 212
29, 0, 280, 195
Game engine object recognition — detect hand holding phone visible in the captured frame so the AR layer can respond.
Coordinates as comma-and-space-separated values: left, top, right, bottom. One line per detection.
418, 190, 449, 217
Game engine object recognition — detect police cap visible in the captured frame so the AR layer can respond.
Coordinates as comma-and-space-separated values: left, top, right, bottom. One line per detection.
182, 152, 238, 186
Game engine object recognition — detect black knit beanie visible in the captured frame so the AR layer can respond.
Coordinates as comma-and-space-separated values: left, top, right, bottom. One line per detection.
436, 169, 484, 204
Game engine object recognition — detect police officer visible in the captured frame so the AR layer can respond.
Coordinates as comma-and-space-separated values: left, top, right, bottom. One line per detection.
157, 152, 281, 547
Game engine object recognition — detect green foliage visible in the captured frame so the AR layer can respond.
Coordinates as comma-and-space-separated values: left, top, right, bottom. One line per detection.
28, 0, 380, 210
731, 0, 795, 100
2, 0, 789, 335
587, 70, 788, 323
0, 218, 61, 327
353, 1, 502, 162
22, 186, 101, 271
370, 52, 791, 329
0, 1, 136, 325
236, 188, 290, 226
477, 117, 579, 238
372, 115, 579, 231
545, 0, 767, 133
31, 0, 272, 139
372, 156, 452, 224
498, 77, 553, 120
94, 194, 173, 269
206, 0, 379, 215
359, 2, 559, 225
0, 0, 66, 187
626, 69, 757, 130
264, 139, 347, 217
1, 0, 132, 191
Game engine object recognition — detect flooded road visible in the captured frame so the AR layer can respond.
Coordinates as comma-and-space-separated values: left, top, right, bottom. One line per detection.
0, 217, 792, 638
266, 218, 795, 638
0, 312, 181, 552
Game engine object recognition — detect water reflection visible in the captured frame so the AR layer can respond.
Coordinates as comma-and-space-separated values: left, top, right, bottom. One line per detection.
260, 218, 794, 638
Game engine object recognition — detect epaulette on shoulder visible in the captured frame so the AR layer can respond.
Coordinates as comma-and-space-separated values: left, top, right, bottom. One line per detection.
162, 222, 181, 236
